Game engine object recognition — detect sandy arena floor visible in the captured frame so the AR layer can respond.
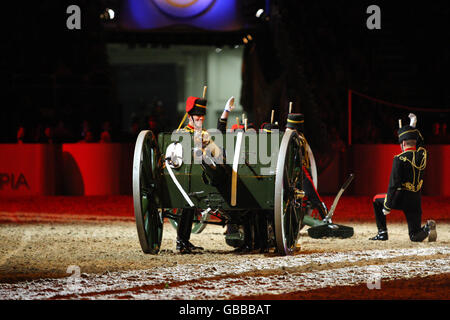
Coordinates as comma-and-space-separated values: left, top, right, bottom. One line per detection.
0, 219, 448, 300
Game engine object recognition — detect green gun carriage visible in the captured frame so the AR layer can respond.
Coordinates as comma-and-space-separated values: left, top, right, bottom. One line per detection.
132, 128, 307, 256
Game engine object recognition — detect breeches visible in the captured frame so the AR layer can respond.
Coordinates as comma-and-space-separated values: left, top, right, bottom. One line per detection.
372, 193, 427, 242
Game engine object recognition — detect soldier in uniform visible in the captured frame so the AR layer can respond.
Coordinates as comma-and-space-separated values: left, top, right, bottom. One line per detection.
370, 114, 437, 242
176, 95, 234, 253
285, 113, 328, 220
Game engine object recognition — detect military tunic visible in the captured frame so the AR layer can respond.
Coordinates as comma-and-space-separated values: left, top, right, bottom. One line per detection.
372, 146, 428, 241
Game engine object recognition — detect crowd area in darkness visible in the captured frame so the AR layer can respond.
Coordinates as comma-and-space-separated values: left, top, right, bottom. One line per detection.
13, 94, 171, 144
246, 1, 450, 151
4, 1, 449, 146
290, 2, 450, 145
10, 65, 450, 145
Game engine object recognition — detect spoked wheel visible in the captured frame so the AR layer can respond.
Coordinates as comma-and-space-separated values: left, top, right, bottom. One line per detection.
168, 208, 210, 234
274, 130, 305, 255
133, 130, 163, 254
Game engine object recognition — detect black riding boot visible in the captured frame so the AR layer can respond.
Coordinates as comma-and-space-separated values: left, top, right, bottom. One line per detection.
369, 230, 388, 240
176, 209, 203, 253
255, 211, 269, 253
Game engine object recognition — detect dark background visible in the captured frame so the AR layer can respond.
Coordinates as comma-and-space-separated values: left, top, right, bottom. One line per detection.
2, 0, 449, 156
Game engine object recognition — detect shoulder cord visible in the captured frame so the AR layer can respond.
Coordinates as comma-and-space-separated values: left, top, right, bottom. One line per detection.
398, 148, 427, 191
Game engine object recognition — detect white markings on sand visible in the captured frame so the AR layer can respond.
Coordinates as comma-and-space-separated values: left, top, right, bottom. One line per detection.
0, 246, 448, 300
96, 258, 450, 300
0, 229, 32, 268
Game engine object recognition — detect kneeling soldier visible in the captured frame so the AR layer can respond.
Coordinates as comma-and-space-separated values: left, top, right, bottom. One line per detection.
370, 114, 437, 242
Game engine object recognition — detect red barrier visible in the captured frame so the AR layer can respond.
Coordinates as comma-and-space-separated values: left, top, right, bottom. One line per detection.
350, 144, 399, 196
62, 143, 133, 196
317, 152, 341, 194
350, 144, 450, 196
0, 144, 61, 196
1, 143, 448, 196
423, 145, 450, 196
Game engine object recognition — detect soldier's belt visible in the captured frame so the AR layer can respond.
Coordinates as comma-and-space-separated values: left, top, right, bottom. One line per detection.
401, 180, 423, 192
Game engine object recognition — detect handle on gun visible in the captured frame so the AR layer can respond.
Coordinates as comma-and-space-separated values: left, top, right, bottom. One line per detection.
342, 173, 354, 190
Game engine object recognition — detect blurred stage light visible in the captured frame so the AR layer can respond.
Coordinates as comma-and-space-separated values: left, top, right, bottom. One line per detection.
100, 8, 115, 20
256, 8, 264, 18
242, 34, 253, 44
255, 8, 269, 21
108, 9, 115, 19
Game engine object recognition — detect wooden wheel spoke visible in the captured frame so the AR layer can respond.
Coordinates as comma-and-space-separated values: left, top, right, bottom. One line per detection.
144, 211, 150, 235
286, 205, 294, 244
284, 167, 293, 188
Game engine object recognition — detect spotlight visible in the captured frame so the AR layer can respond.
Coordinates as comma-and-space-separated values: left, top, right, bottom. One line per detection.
242, 34, 253, 44
100, 8, 115, 20
255, 8, 270, 21
107, 8, 115, 20
255, 9, 264, 18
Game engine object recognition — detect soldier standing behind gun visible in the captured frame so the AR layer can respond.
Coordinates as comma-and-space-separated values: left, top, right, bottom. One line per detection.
370, 113, 437, 242
176, 95, 235, 254
285, 112, 329, 220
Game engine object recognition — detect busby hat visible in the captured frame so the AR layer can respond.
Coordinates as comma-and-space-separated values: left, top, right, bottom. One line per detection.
231, 122, 255, 131
398, 125, 422, 143
261, 122, 279, 133
231, 123, 245, 131
286, 113, 304, 131
186, 96, 207, 115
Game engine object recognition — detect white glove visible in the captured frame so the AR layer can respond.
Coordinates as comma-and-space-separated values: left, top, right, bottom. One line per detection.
408, 113, 417, 128
383, 208, 390, 216
224, 96, 235, 112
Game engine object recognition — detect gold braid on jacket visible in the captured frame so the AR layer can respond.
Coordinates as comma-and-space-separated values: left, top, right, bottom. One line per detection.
397, 147, 427, 192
